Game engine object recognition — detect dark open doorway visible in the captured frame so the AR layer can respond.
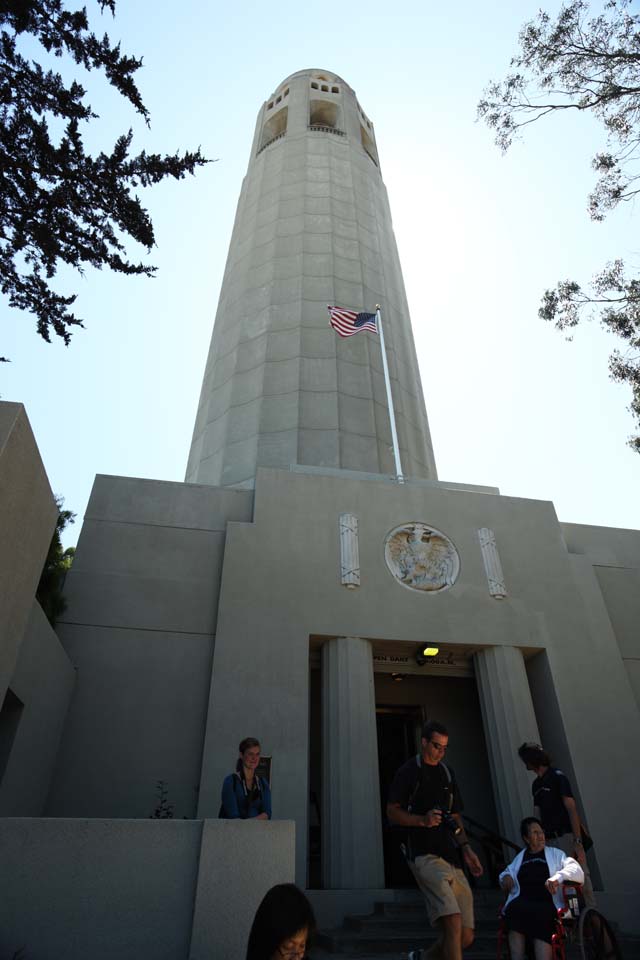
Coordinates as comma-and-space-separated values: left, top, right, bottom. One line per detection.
376, 704, 424, 887
375, 672, 502, 889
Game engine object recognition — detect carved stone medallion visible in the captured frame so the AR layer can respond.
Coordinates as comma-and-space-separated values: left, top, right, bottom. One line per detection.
384, 523, 460, 593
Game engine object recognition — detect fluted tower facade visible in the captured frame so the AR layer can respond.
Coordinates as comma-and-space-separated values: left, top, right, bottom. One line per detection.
186, 69, 437, 488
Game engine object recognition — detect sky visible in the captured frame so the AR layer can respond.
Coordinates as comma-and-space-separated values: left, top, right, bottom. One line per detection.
3, 0, 639, 549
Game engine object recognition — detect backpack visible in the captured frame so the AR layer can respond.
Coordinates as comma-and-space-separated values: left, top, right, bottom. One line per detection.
408, 754, 454, 814
403, 756, 454, 861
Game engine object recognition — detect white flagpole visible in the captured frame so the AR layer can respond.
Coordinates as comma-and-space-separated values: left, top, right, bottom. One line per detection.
375, 305, 405, 483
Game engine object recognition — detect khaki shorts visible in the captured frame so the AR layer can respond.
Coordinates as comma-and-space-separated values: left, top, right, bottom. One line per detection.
408, 854, 474, 928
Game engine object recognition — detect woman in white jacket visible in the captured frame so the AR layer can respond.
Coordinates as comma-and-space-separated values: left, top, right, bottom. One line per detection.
499, 817, 584, 960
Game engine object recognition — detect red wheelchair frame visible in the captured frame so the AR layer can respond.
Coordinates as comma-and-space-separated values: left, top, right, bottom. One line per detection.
497, 884, 621, 960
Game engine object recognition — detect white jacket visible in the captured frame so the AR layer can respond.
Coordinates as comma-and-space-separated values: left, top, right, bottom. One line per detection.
499, 845, 584, 912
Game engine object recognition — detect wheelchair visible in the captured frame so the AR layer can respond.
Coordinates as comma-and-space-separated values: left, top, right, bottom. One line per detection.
497, 884, 622, 960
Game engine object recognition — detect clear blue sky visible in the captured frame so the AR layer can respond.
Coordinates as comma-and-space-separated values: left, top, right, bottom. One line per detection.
3, 0, 638, 548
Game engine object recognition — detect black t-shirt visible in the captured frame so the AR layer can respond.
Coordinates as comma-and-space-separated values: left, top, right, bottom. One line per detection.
517, 848, 552, 902
532, 768, 573, 836
387, 755, 463, 864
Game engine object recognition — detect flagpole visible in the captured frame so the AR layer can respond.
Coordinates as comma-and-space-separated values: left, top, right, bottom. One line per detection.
376, 305, 405, 484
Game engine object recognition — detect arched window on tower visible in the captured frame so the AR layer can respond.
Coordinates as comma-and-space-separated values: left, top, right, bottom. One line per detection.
309, 99, 342, 133
360, 124, 378, 166
258, 106, 288, 153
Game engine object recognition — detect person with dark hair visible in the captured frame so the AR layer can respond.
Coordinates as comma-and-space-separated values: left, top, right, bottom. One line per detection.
386, 720, 483, 960
220, 737, 272, 820
517, 743, 550, 769
245, 883, 315, 960
517, 742, 594, 906
499, 816, 583, 960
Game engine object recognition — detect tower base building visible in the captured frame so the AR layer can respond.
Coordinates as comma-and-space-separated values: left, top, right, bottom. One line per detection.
1, 70, 639, 959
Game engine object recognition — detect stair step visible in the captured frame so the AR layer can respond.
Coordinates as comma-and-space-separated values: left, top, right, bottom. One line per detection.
313, 890, 638, 959
312, 940, 639, 960
315, 946, 496, 958
310, 954, 412, 960
344, 916, 500, 937
316, 929, 498, 955
370, 905, 501, 925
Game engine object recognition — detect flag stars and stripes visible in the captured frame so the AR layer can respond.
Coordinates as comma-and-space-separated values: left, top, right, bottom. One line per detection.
328, 305, 378, 338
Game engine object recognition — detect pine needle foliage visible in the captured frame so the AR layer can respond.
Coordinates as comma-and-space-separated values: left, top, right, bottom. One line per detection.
478, 0, 640, 453
0, 0, 209, 358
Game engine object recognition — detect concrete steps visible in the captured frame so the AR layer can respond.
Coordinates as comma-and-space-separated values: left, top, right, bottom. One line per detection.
313, 892, 502, 956
310, 891, 638, 959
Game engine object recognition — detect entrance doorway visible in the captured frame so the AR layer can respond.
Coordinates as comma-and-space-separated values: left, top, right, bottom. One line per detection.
307, 653, 500, 889
375, 671, 499, 888
377, 704, 424, 886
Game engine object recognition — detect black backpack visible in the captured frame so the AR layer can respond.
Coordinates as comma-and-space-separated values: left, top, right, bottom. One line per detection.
403, 755, 454, 862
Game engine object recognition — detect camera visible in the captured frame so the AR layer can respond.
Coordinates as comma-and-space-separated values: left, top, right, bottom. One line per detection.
435, 808, 461, 835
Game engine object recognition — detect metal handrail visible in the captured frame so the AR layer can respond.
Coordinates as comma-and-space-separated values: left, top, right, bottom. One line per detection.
383, 818, 518, 853
383, 815, 520, 887
462, 814, 520, 853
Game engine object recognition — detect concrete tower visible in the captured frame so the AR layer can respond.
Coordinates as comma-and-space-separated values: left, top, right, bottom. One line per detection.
3, 68, 640, 954
186, 69, 437, 488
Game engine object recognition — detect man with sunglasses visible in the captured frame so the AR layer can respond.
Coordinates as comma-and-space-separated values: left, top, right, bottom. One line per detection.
387, 720, 483, 960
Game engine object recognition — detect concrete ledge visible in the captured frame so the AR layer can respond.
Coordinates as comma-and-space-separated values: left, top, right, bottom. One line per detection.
0, 818, 203, 960
190, 819, 296, 960
85, 474, 254, 529
307, 888, 416, 928
288, 463, 500, 495
0, 818, 298, 960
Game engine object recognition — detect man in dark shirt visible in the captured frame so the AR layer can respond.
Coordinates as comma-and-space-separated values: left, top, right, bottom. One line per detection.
518, 742, 595, 907
387, 720, 483, 960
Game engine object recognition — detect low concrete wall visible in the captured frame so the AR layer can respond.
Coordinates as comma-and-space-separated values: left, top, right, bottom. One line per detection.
0, 818, 203, 960
0, 818, 296, 960
190, 819, 296, 960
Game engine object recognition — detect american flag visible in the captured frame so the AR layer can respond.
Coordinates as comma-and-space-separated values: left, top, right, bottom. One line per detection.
328, 305, 378, 338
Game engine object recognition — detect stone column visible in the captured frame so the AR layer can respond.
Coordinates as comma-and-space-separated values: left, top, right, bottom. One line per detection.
321, 636, 385, 889
474, 646, 541, 845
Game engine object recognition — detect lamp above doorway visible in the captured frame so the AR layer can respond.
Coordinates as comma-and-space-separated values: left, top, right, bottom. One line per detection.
415, 645, 439, 666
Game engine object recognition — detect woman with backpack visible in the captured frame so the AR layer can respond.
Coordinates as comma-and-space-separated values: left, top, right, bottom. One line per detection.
220, 737, 272, 820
